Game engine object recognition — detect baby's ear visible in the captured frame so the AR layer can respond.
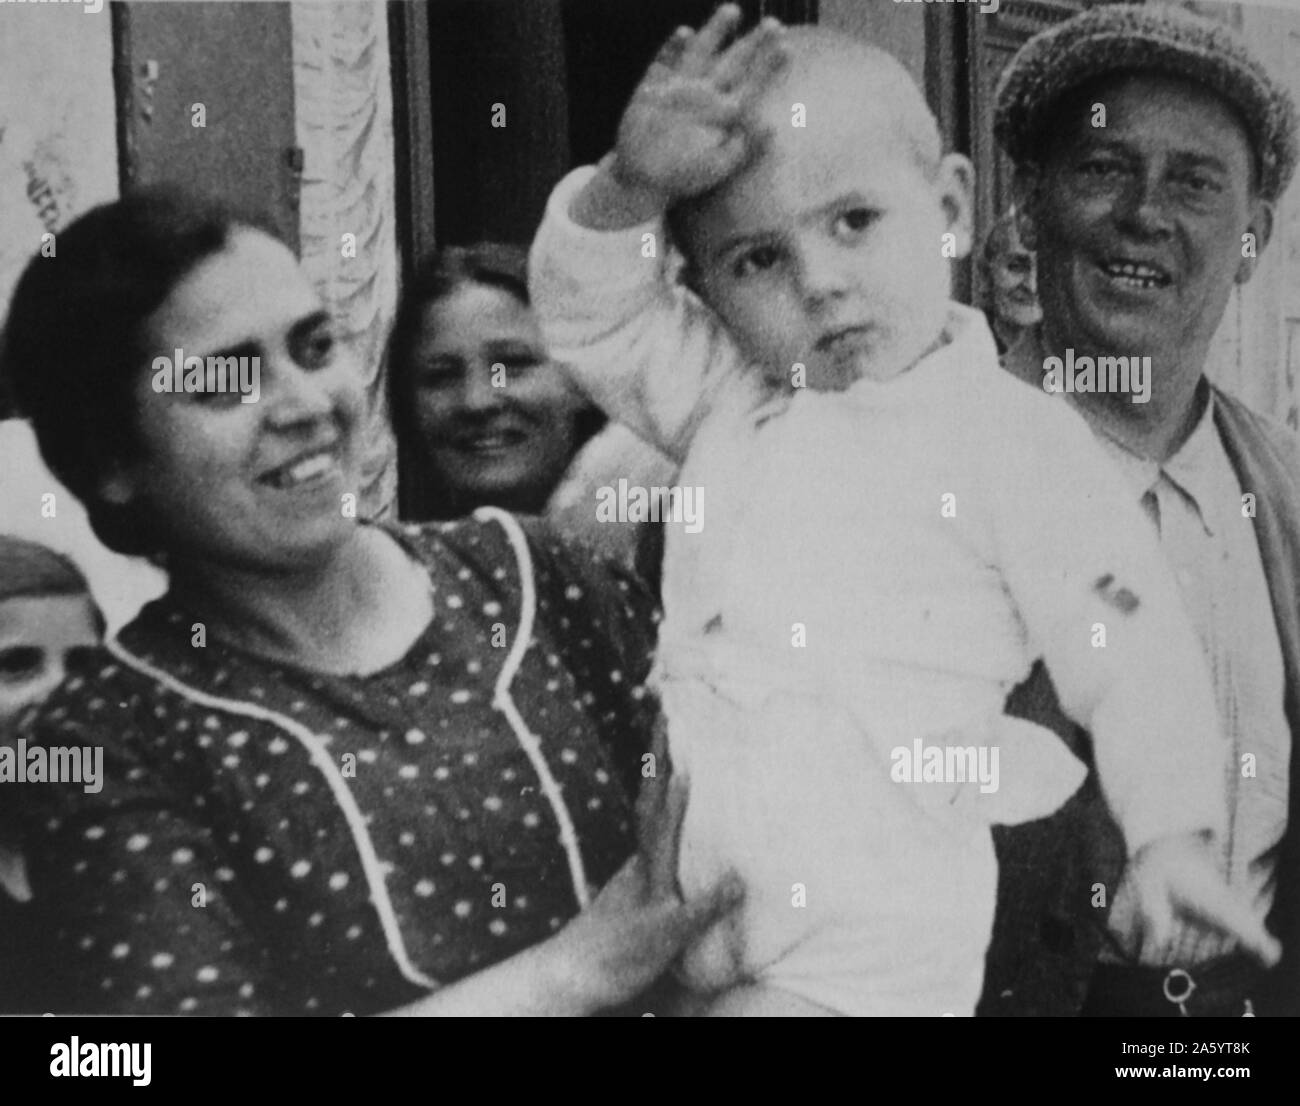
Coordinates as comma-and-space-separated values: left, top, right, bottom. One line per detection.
936, 153, 975, 259
1235, 197, 1274, 286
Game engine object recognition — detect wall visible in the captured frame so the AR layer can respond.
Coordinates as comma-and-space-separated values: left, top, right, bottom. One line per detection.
1172, 0, 1300, 429
0, 2, 162, 627
0, 2, 117, 319
120, 0, 300, 249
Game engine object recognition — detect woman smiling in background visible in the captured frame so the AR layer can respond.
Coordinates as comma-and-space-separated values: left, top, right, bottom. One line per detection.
386, 242, 677, 574
386, 244, 606, 521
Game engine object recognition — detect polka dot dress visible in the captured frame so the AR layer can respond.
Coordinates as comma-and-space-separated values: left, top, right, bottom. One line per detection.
12, 518, 659, 1015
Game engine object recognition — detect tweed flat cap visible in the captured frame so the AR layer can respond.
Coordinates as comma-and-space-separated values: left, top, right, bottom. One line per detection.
994, 3, 1298, 202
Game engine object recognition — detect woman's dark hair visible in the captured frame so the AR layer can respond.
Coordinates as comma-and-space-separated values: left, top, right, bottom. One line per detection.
0, 187, 277, 557
385, 242, 605, 520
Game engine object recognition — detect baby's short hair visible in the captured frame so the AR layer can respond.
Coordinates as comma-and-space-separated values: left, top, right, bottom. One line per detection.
667, 26, 943, 263
787, 28, 943, 184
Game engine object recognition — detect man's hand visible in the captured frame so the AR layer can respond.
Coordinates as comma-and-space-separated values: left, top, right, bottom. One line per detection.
570, 5, 787, 230
1128, 832, 1282, 967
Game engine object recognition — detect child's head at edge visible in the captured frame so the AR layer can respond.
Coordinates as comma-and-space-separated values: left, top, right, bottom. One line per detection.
0, 537, 103, 735
668, 27, 975, 392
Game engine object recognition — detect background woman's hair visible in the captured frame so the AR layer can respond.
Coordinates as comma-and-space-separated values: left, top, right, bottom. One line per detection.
385, 242, 605, 521
0, 187, 279, 557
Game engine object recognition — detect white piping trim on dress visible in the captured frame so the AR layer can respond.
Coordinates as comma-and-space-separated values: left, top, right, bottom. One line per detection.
102, 636, 439, 992
473, 506, 592, 908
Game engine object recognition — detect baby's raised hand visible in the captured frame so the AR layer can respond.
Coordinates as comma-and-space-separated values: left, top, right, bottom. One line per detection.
1127, 832, 1282, 967
610, 4, 787, 206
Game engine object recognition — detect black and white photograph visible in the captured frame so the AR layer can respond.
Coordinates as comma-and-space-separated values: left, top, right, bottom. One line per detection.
1, 0, 1299, 1073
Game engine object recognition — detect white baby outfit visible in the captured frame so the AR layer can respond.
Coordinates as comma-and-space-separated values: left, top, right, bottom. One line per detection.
530, 167, 1228, 1016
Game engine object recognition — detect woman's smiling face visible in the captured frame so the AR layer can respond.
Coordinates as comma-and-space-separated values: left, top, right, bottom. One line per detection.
111, 228, 366, 571
410, 283, 588, 514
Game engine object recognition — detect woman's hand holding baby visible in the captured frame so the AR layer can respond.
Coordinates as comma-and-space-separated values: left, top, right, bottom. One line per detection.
545, 724, 745, 1013
571, 4, 787, 230
1127, 833, 1282, 968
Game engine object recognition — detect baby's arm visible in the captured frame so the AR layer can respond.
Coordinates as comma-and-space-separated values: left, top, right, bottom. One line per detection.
528, 8, 786, 460
529, 169, 748, 461
996, 401, 1277, 962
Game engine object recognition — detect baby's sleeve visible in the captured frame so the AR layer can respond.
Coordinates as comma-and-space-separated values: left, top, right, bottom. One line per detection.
992, 399, 1228, 856
528, 166, 752, 461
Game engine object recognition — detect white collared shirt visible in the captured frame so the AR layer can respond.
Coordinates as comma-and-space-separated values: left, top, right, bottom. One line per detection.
1082, 395, 1291, 966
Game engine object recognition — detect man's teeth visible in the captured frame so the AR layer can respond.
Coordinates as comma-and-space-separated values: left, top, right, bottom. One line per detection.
464, 432, 519, 450
1103, 260, 1169, 288
272, 452, 334, 488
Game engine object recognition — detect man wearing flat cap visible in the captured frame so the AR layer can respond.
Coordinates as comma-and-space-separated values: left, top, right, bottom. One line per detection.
981, 3, 1300, 1017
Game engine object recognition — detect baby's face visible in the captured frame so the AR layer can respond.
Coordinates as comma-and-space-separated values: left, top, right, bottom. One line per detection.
0, 594, 101, 734
679, 96, 970, 391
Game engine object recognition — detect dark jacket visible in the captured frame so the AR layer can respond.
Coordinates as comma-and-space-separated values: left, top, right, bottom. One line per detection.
978, 387, 1300, 1017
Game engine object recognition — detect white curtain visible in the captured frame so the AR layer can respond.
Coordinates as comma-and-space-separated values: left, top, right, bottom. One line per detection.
292, 0, 399, 518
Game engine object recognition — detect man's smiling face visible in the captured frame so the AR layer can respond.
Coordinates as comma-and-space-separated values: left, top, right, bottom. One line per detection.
1024, 72, 1270, 366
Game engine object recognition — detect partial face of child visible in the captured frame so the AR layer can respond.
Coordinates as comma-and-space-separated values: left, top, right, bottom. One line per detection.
0, 593, 101, 733
678, 68, 973, 392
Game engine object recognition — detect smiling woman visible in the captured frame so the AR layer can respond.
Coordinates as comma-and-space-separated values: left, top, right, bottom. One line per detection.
385, 244, 607, 522
0, 189, 740, 1015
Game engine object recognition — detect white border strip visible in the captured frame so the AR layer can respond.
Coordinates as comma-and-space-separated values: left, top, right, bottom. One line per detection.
474, 507, 592, 908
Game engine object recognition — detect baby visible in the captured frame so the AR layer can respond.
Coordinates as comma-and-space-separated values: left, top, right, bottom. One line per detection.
530, 9, 1278, 1015
0, 536, 103, 1011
